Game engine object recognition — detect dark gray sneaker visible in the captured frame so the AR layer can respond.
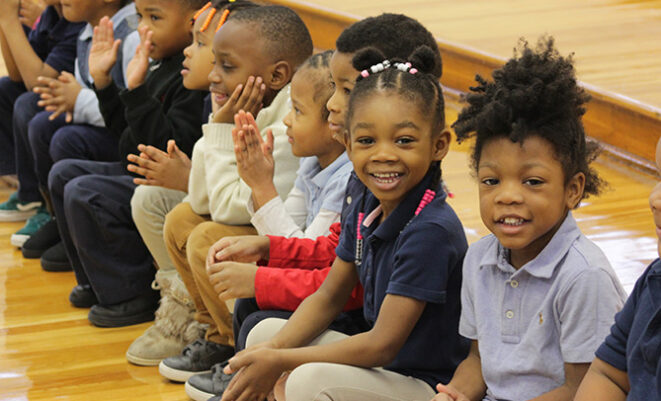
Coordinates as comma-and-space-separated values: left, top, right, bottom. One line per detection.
185, 362, 235, 401
158, 339, 234, 383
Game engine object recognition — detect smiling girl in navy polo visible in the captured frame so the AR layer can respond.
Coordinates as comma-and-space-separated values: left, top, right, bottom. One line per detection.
215, 45, 470, 401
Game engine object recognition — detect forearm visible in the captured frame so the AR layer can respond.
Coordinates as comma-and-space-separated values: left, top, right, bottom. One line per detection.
1, 17, 56, 88
573, 359, 628, 401
447, 347, 487, 401
0, 28, 20, 80
251, 182, 279, 212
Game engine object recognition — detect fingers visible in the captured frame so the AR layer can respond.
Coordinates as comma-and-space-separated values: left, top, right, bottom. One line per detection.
264, 129, 274, 154
59, 71, 75, 83
139, 144, 168, 162
235, 77, 265, 115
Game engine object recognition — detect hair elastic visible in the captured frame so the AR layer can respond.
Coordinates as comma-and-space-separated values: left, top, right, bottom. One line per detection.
193, 2, 212, 21
360, 60, 419, 78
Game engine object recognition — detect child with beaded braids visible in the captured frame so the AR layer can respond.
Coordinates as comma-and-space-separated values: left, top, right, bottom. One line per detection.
432, 38, 626, 401
218, 45, 469, 401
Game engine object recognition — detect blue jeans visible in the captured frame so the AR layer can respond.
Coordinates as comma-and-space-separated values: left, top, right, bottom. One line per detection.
48, 159, 154, 305
11, 90, 43, 202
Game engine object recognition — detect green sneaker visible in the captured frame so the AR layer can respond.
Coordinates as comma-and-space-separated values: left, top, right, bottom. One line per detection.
0, 192, 42, 222
11, 207, 51, 248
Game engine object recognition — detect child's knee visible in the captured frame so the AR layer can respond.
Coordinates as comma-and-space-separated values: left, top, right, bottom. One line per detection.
163, 202, 194, 252
131, 185, 166, 226
284, 363, 335, 401
185, 221, 221, 266
245, 318, 287, 348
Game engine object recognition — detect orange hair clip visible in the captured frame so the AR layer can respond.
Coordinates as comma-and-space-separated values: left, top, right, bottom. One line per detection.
193, 2, 212, 21
200, 7, 217, 32
216, 9, 230, 32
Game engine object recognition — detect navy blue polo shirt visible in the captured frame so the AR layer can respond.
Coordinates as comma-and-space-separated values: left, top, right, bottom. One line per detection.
28, 6, 85, 73
596, 258, 661, 400
336, 170, 470, 387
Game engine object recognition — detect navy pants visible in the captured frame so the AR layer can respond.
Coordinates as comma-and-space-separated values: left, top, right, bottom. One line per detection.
48, 159, 154, 305
232, 298, 369, 351
0, 77, 29, 175
26, 111, 120, 197
11, 90, 43, 202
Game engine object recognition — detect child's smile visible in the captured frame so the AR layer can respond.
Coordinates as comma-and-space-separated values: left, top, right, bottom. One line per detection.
348, 92, 447, 217
478, 135, 584, 268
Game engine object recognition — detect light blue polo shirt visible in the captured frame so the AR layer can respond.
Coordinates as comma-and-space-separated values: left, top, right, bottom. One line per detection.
293, 152, 352, 228
459, 212, 627, 401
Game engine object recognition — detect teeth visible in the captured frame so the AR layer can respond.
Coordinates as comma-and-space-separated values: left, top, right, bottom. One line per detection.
501, 217, 524, 225
372, 173, 400, 178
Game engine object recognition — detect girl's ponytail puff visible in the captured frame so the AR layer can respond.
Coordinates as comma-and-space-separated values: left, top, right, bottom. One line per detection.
408, 45, 442, 78
352, 47, 388, 73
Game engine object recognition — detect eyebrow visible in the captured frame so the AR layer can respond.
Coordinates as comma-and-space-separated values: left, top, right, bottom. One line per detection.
144, 7, 163, 12
395, 120, 419, 130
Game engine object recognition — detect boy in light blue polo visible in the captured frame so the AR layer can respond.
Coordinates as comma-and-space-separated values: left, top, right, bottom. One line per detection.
431, 38, 626, 401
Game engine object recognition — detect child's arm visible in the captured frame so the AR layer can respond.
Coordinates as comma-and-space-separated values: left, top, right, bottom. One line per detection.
0, 0, 58, 89
222, 280, 425, 400
433, 341, 486, 401
18, 0, 46, 28
88, 17, 122, 90
573, 357, 628, 401
34, 72, 80, 122
529, 362, 589, 401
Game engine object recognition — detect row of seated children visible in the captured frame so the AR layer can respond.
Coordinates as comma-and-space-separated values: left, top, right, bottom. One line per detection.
0, 1, 658, 400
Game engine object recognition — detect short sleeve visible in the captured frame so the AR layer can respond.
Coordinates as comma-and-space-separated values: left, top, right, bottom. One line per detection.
320, 171, 351, 214
42, 22, 82, 73
387, 223, 459, 304
459, 248, 479, 339
557, 268, 626, 363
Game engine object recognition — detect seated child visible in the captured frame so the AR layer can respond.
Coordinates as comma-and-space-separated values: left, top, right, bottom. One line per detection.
10, 0, 139, 258
124, 0, 257, 367
432, 38, 627, 401
0, 0, 83, 185
220, 45, 470, 401
573, 138, 661, 401
46, 0, 207, 326
182, 13, 447, 401
232, 50, 351, 239
156, 3, 309, 383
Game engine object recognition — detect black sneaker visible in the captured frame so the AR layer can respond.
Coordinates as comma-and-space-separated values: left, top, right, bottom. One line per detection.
185, 362, 235, 401
159, 339, 235, 383
41, 242, 71, 272
88, 290, 159, 327
21, 218, 60, 259
69, 284, 98, 308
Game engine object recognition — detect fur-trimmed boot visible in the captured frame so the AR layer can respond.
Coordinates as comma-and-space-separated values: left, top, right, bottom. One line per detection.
126, 271, 206, 366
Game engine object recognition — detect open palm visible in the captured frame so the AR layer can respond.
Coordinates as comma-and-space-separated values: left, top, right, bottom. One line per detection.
89, 16, 120, 89
126, 26, 153, 90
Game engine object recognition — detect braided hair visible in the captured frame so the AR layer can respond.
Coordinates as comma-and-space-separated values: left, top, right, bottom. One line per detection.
192, 0, 258, 32
297, 50, 334, 121
452, 37, 604, 201
347, 45, 446, 189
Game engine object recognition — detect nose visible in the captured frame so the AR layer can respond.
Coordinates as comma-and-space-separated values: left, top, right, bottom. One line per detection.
370, 141, 398, 163
282, 109, 293, 128
493, 180, 524, 204
208, 64, 221, 83
326, 89, 340, 116
183, 43, 192, 58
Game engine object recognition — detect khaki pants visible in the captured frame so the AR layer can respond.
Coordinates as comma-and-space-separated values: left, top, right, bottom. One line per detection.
246, 318, 437, 401
163, 202, 256, 346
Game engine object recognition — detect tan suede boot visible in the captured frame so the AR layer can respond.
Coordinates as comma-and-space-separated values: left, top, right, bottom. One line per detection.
126, 273, 206, 366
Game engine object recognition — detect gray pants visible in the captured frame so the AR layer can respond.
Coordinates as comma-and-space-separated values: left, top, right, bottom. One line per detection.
246, 318, 436, 401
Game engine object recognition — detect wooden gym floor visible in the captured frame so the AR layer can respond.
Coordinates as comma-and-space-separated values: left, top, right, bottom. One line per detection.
2, 1, 661, 399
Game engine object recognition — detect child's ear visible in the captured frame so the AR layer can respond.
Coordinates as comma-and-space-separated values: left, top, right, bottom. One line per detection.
565, 172, 586, 209
266, 61, 292, 91
432, 129, 451, 161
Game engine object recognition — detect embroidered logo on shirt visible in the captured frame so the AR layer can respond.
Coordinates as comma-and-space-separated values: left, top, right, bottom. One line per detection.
539, 312, 544, 325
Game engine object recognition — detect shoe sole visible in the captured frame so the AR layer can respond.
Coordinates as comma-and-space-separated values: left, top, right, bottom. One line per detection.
185, 381, 216, 401
126, 351, 163, 367
10, 234, 28, 248
158, 360, 211, 383
0, 210, 37, 222
88, 310, 155, 328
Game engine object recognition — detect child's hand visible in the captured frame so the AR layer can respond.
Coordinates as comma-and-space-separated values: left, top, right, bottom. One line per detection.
221, 347, 283, 401
433, 383, 470, 401
206, 261, 258, 301
206, 235, 270, 265
18, 0, 46, 27
212, 76, 265, 123
126, 25, 153, 90
34, 72, 81, 122
126, 140, 191, 192
232, 110, 275, 190
89, 16, 121, 89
